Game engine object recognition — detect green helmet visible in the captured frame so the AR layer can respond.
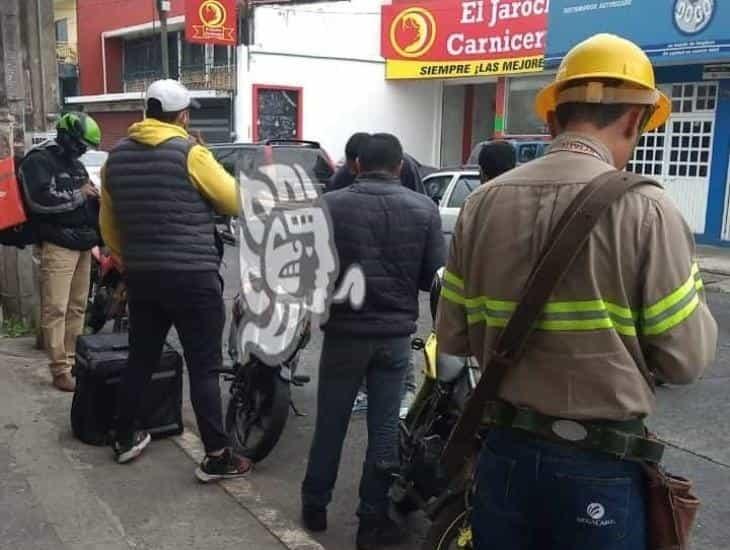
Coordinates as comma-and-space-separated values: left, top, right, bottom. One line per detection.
56, 112, 102, 148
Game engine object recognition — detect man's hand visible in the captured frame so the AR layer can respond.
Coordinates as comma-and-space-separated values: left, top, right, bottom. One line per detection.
81, 182, 99, 198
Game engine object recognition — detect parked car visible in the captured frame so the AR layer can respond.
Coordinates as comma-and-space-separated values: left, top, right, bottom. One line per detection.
467, 138, 549, 167
210, 139, 335, 195
422, 168, 481, 248
210, 140, 336, 242
80, 150, 109, 188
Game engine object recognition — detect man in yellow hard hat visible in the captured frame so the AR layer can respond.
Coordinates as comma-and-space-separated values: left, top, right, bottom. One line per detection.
437, 34, 717, 548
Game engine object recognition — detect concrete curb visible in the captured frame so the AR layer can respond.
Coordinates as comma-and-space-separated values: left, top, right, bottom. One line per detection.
173, 431, 325, 550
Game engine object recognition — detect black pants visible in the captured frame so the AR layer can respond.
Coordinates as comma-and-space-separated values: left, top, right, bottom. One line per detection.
115, 270, 229, 453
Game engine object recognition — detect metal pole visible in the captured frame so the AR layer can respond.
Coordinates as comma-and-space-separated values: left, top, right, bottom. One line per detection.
35, 0, 46, 121
157, 0, 169, 78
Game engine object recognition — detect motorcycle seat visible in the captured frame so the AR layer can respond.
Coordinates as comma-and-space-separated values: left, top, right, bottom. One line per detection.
437, 353, 468, 384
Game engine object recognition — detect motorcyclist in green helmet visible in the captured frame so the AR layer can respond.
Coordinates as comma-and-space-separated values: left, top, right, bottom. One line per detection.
19, 111, 102, 392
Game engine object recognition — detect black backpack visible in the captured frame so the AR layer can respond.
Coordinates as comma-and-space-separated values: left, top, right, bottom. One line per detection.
0, 156, 39, 249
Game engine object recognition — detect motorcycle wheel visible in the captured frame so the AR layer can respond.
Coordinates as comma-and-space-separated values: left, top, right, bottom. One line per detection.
423, 499, 472, 550
226, 365, 290, 463
86, 286, 110, 334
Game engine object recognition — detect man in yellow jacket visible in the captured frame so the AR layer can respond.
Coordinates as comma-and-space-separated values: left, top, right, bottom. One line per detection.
100, 79, 252, 480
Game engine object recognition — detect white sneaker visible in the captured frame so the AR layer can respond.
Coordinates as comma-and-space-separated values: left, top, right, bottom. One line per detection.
113, 431, 151, 464
399, 391, 416, 419
352, 391, 368, 414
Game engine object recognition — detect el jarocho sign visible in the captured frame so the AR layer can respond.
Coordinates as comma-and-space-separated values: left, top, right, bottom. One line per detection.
381, 0, 548, 80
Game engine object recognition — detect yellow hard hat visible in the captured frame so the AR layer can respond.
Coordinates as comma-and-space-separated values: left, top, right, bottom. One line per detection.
535, 33, 670, 132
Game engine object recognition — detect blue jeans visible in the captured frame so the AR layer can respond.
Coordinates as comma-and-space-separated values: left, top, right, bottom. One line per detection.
301, 334, 410, 519
472, 427, 647, 550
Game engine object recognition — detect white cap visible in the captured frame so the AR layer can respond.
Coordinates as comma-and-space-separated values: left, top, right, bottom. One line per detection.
145, 79, 200, 112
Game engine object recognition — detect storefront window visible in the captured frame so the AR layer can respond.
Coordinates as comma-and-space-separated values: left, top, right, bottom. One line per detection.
505, 75, 553, 135
471, 84, 496, 152
440, 85, 465, 167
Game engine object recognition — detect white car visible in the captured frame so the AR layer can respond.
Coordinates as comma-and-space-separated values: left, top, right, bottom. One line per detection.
422, 168, 481, 248
80, 150, 109, 189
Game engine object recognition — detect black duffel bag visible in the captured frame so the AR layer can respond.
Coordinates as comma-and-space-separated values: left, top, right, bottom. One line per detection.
71, 332, 184, 446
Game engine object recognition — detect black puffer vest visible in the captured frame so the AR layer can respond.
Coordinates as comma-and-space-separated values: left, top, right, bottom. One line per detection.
105, 137, 219, 272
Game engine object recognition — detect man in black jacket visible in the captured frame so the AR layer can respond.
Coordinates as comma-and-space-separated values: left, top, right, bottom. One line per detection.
20, 112, 102, 392
326, 132, 370, 193
301, 134, 445, 549
327, 132, 426, 195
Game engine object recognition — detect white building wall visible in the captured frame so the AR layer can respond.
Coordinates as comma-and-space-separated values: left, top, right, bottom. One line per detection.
236, 0, 442, 165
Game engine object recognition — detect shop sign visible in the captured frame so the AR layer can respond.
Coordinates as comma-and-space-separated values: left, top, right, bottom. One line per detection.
185, 0, 237, 46
703, 63, 730, 79
546, 0, 730, 66
381, 0, 548, 80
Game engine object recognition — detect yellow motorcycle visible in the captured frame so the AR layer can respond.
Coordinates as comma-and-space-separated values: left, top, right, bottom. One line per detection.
390, 268, 480, 549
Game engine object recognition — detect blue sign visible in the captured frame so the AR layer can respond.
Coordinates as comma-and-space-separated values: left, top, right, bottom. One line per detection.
546, 0, 730, 65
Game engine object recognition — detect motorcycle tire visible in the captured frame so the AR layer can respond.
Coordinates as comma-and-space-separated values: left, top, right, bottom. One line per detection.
226, 366, 290, 463
423, 499, 472, 550
86, 286, 110, 334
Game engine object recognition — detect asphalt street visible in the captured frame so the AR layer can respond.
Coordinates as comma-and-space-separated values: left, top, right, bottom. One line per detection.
174, 244, 730, 550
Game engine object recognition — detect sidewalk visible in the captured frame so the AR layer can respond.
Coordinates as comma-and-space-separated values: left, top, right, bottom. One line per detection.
0, 337, 289, 550
698, 245, 730, 276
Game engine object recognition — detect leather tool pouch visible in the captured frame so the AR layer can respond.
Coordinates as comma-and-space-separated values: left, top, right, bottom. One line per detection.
644, 459, 700, 549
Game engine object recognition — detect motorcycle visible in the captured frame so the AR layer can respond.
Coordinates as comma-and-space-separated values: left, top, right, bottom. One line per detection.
87, 219, 236, 335
389, 268, 480, 549
86, 246, 127, 333
223, 295, 312, 462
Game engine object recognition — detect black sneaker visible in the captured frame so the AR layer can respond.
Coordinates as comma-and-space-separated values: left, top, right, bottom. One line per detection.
356, 516, 406, 550
112, 431, 151, 464
195, 448, 253, 483
302, 507, 327, 532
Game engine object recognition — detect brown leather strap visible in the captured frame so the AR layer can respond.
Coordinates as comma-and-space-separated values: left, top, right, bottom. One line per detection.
440, 170, 660, 479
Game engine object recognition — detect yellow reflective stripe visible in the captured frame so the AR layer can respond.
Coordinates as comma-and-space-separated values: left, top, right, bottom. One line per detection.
538, 318, 618, 332
443, 270, 464, 290
441, 287, 466, 306
542, 300, 638, 321
643, 265, 698, 320
693, 264, 704, 291
465, 310, 638, 336
464, 296, 516, 312
464, 296, 637, 319
466, 312, 508, 328
642, 295, 700, 337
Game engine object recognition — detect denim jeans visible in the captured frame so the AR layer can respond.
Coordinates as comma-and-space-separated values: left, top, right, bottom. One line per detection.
472, 427, 647, 550
356, 350, 417, 397
302, 334, 410, 520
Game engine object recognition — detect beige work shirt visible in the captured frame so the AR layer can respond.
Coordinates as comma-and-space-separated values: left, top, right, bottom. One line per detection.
437, 132, 718, 421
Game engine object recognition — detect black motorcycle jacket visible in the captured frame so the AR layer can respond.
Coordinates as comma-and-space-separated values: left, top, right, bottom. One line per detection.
19, 141, 100, 251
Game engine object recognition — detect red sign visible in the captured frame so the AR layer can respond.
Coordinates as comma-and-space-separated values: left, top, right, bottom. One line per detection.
186, 0, 237, 45
381, 0, 548, 79
0, 157, 27, 231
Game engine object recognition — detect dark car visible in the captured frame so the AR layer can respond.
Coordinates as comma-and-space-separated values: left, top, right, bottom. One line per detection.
210, 140, 336, 242
210, 139, 336, 194
467, 138, 550, 167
